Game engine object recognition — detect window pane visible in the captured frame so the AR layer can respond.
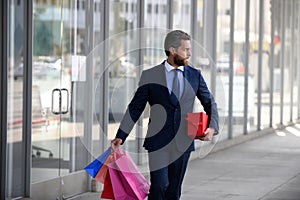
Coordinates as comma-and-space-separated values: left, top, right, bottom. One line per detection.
271, 0, 283, 125
173, 0, 191, 33
261, 0, 272, 129
216, 0, 231, 140
108, 0, 140, 161
144, 0, 168, 67
283, 1, 292, 123
232, 0, 247, 135
248, 0, 260, 131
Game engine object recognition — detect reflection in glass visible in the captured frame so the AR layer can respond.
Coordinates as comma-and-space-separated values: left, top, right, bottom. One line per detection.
31, 0, 62, 183
173, 0, 191, 33
216, 0, 230, 140
108, 0, 139, 156
261, 1, 272, 129
247, 0, 260, 131
282, 1, 292, 123
144, 0, 168, 66
232, 0, 247, 135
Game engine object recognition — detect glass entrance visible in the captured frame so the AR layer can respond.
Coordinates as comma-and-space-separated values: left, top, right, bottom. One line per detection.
31, 0, 104, 199
31, 0, 68, 187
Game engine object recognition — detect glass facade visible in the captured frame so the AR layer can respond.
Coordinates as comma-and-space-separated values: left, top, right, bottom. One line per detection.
216, 0, 231, 139
1, 0, 300, 199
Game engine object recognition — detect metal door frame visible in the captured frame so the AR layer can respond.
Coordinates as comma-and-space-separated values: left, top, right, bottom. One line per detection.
0, 0, 8, 198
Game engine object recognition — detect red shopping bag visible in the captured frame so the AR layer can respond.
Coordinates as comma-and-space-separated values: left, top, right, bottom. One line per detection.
108, 148, 150, 200
94, 154, 114, 183
186, 112, 208, 138
101, 171, 114, 199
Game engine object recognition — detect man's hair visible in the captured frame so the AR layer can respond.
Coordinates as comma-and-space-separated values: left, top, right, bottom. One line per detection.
164, 30, 191, 56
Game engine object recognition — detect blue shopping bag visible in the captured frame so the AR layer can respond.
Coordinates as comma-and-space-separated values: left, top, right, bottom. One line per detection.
84, 147, 111, 178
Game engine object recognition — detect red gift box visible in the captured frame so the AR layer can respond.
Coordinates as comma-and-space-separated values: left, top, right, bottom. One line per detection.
186, 112, 208, 138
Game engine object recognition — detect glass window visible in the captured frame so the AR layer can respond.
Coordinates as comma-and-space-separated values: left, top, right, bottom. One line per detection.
108, 0, 140, 160
261, 0, 272, 129
216, 0, 230, 140
193, 0, 204, 69
271, 0, 281, 125
283, 1, 292, 123
173, 0, 191, 33
248, 0, 260, 131
92, 0, 103, 156
232, 0, 247, 136
144, 0, 168, 68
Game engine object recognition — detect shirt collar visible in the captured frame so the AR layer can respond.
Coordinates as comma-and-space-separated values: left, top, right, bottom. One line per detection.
164, 60, 184, 72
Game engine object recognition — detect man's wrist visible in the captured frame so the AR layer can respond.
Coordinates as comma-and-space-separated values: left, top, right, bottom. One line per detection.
208, 127, 218, 135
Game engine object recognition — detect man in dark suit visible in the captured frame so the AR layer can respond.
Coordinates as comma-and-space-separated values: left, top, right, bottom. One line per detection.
111, 30, 219, 200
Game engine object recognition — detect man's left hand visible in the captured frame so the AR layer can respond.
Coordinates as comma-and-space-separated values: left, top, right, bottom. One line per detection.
196, 128, 215, 141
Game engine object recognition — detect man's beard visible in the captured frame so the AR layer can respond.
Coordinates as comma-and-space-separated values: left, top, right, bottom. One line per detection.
174, 54, 188, 66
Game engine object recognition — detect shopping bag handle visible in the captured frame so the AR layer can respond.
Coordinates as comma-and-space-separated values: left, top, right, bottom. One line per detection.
112, 147, 126, 160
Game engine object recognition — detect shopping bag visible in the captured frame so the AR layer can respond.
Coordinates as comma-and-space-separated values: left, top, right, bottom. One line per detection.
186, 112, 208, 138
109, 148, 150, 200
84, 147, 111, 178
109, 158, 138, 200
94, 154, 114, 183
101, 170, 114, 200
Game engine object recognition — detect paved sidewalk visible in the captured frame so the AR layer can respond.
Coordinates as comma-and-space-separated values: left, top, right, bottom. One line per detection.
72, 124, 300, 200
181, 125, 300, 200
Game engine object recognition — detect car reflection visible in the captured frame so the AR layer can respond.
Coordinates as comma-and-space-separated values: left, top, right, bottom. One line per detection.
216, 60, 244, 74
9, 60, 61, 80
109, 56, 136, 77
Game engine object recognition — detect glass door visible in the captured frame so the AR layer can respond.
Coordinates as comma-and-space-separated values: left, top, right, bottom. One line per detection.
31, 0, 64, 185
31, 0, 104, 199
31, 1, 75, 199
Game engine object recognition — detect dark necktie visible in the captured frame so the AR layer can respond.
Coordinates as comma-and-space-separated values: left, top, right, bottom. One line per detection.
172, 69, 180, 99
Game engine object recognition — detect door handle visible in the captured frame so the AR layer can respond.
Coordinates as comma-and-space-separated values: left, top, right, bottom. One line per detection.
51, 88, 61, 115
61, 88, 69, 114
51, 88, 69, 115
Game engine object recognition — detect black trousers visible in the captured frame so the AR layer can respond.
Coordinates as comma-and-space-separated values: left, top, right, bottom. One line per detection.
147, 145, 191, 200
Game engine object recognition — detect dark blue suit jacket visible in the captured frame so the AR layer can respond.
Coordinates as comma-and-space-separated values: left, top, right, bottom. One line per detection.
116, 62, 219, 152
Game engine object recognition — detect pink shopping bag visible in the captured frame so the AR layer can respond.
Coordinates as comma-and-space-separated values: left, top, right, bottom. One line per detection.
109, 160, 137, 199
108, 148, 150, 200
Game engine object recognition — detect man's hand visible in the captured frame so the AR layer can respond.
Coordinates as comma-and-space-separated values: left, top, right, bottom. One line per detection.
111, 138, 122, 150
196, 128, 215, 141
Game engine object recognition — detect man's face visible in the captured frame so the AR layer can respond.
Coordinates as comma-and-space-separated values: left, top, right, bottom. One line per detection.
173, 40, 191, 66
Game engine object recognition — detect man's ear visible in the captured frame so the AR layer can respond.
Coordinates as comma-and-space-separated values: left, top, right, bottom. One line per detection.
170, 47, 176, 56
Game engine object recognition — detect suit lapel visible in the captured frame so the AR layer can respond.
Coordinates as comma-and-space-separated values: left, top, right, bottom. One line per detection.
156, 62, 181, 106
154, 63, 171, 97
156, 63, 168, 89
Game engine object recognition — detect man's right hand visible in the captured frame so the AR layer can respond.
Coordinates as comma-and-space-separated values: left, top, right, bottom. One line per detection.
111, 138, 122, 150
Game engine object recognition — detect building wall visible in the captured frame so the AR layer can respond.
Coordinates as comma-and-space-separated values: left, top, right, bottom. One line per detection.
1, 0, 300, 199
